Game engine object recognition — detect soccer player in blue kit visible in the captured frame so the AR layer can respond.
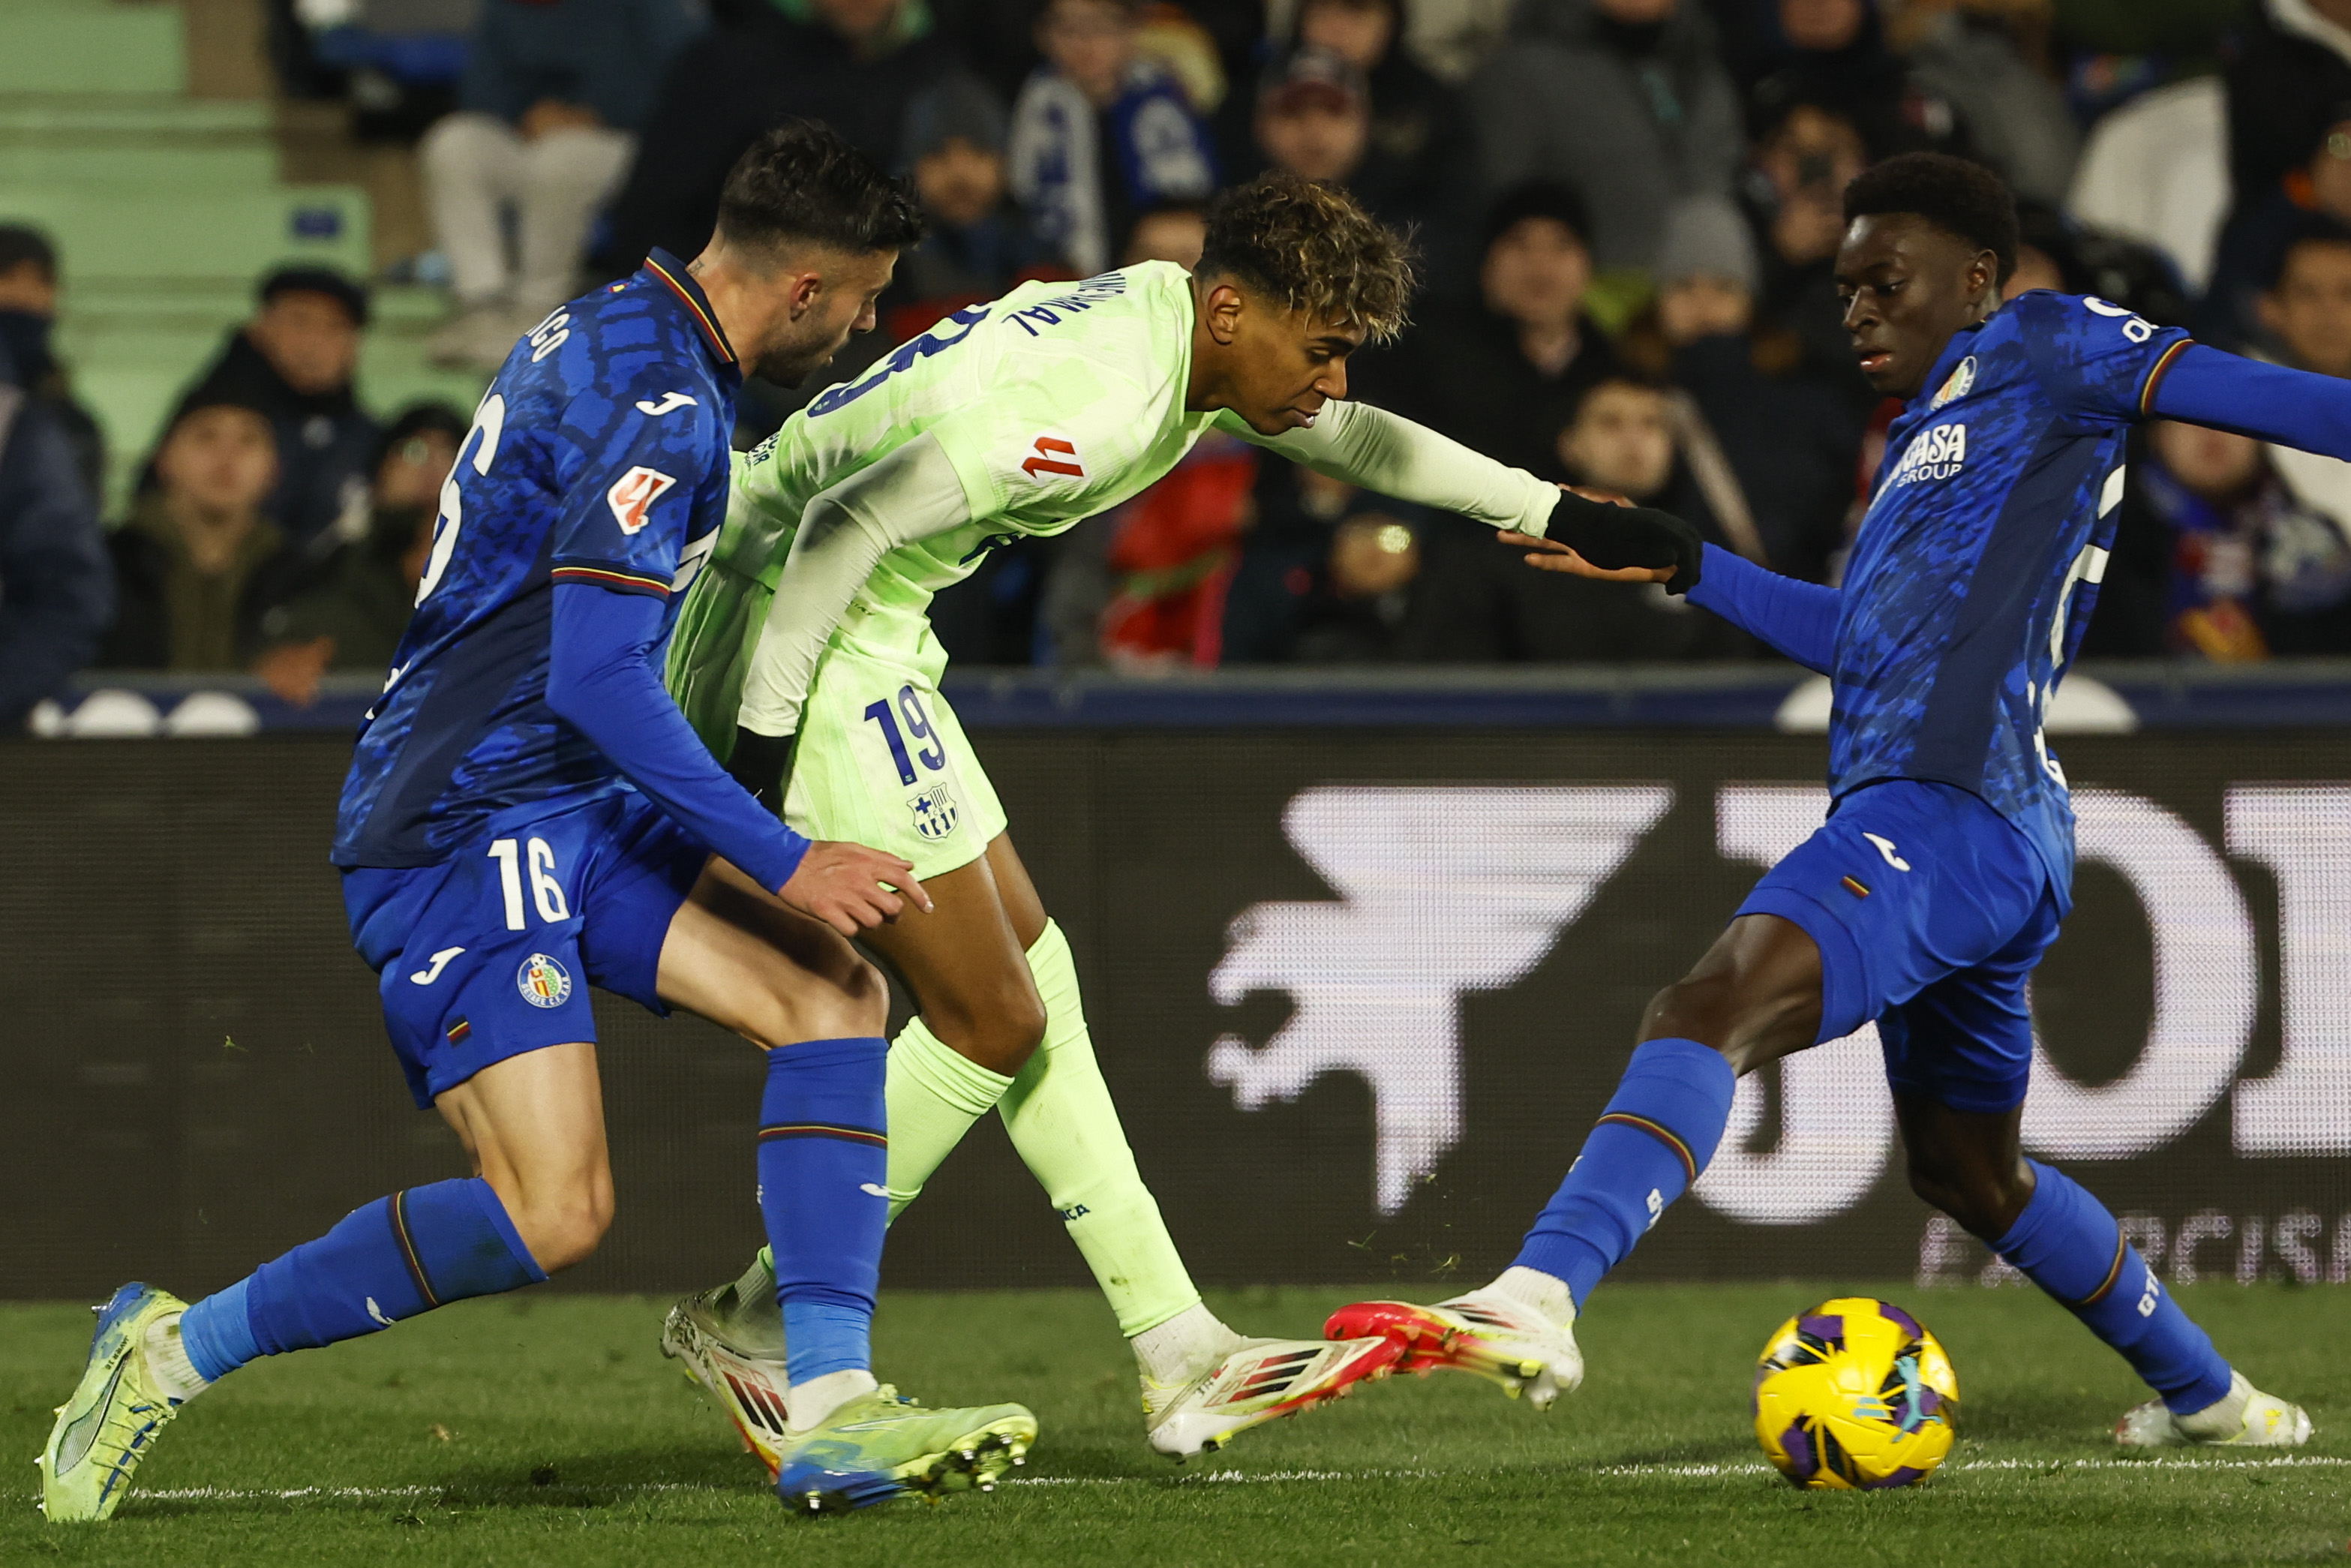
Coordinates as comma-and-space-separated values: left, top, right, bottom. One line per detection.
1332, 154, 2322, 1448
40, 123, 1036, 1524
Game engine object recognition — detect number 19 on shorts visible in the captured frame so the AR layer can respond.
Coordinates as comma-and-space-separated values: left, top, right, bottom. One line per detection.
865, 685, 961, 843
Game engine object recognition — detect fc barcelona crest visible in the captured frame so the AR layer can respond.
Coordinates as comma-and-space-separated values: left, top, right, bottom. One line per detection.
908, 784, 959, 841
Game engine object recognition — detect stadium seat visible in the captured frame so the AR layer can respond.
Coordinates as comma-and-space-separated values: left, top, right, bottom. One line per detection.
0, 0, 488, 508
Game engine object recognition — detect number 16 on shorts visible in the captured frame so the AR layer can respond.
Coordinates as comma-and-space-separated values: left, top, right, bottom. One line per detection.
863, 684, 961, 843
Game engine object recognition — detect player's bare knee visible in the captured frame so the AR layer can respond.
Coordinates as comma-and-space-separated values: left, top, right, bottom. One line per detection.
1638, 975, 1738, 1052
512, 1189, 612, 1274
840, 955, 890, 1034
929, 990, 1044, 1075
1906, 1155, 2019, 1241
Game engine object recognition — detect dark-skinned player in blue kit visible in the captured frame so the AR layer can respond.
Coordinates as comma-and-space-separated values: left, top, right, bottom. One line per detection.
40, 122, 1037, 1525
1333, 153, 2322, 1449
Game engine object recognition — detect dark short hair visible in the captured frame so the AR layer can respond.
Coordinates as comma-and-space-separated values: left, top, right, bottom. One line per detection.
1842, 152, 2019, 285
1198, 172, 1416, 341
170, 390, 278, 440
259, 264, 368, 326
1482, 179, 1590, 258
717, 119, 926, 258
372, 400, 468, 473
2265, 209, 2351, 290
0, 223, 57, 281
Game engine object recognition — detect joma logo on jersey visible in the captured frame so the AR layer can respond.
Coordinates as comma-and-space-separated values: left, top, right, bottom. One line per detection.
607, 465, 677, 534
1891, 422, 1967, 486
1022, 436, 1084, 481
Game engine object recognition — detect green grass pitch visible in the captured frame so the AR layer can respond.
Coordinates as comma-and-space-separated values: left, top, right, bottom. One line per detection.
5, 1282, 2343, 1566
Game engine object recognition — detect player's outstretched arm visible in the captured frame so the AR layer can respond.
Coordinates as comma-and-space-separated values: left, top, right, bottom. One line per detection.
1515, 506, 1835, 669
1221, 398, 1563, 536
731, 433, 971, 772
2148, 344, 2351, 458
546, 582, 926, 933
1674, 545, 1840, 673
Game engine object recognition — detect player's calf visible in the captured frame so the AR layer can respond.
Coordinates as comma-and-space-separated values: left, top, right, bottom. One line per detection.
40, 1176, 548, 1522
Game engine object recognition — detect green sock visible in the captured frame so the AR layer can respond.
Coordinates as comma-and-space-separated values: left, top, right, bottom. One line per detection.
1000, 920, 1203, 1336
882, 1016, 1016, 1222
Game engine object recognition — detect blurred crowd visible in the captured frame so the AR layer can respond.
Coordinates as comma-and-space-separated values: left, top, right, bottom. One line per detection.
20, 0, 2351, 729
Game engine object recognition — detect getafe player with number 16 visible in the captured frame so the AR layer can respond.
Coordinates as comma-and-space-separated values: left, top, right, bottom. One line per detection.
41, 123, 1037, 1524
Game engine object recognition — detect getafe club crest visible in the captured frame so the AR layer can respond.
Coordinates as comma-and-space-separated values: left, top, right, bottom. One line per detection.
517, 953, 572, 1009
1929, 356, 1976, 410
908, 784, 959, 841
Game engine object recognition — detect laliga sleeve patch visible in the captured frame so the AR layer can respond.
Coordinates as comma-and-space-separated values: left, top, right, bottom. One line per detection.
608, 466, 678, 535
517, 953, 574, 1008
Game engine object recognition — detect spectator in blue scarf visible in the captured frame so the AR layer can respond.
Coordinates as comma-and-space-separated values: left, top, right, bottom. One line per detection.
1007, 0, 1217, 276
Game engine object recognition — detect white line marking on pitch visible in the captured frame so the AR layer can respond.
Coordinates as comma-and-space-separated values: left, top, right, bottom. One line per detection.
42, 1453, 2346, 1508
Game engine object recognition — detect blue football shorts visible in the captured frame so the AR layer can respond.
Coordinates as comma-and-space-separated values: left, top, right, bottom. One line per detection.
341, 791, 711, 1107
1734, 778, 2064, 1114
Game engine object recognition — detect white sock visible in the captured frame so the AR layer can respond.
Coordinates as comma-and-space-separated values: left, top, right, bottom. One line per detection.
2173, 1371, 2251, 1438
141, 1311, 210, 1404
1488, 1266, 1578, 1328
1130, 1302, 1241, 1385
785, 1367, 878, 1431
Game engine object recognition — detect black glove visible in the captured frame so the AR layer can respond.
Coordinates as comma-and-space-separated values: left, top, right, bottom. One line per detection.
726, 726, 797, 819
1548, 491, 1706, 596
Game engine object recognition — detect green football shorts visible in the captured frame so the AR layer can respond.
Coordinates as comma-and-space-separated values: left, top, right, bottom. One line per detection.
782, 627, 1007, 882
668, 559, 1006, 882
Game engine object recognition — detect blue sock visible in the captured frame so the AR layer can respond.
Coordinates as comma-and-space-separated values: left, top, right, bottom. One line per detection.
1512, 1038, 1737, 1308
758, 1036, 888, 1387
1992, 1161, 2232, 1413
177, 1177, 545, 1383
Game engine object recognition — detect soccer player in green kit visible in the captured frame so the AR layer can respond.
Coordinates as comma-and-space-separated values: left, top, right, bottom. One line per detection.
659, 173, 1680, 1464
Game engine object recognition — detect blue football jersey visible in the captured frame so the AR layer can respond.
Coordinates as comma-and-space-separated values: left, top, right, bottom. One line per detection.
333, 251, 743, 868
1831, 290, 2191, 891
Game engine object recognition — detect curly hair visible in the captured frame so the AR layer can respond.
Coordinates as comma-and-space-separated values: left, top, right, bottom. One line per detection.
1842, 152, 2019, 285
717, 119, 926, 257
1196, 173, 1416, 342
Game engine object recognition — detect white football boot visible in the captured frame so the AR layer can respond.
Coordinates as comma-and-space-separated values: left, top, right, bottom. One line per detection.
1144, 1335, 1402, 1458
659, 1253, 791, 1476
1325, 1283, 1584, 1410
2114, 1371, 2313, 1449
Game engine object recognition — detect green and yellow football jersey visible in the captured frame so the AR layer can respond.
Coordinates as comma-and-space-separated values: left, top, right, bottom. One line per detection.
668, 263, 1231, 745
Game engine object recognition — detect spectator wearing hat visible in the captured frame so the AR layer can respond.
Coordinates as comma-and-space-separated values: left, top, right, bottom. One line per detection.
1248, 46, 1451, 246
1468, 0, 1743, 272
252, 403, 470, 705
1007, 0, 1217, 277
1357, 181, 1621, 481
178, 267, 377, 551
885, 75, 1058, 342
602, 0, 956, 276
0, 289, 110, 731
1621, 195, 1867, 584
100, 395, 305, 674
1281, 0, 1469, 274
0, 224, 104, 505
421, 0, 704, 369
